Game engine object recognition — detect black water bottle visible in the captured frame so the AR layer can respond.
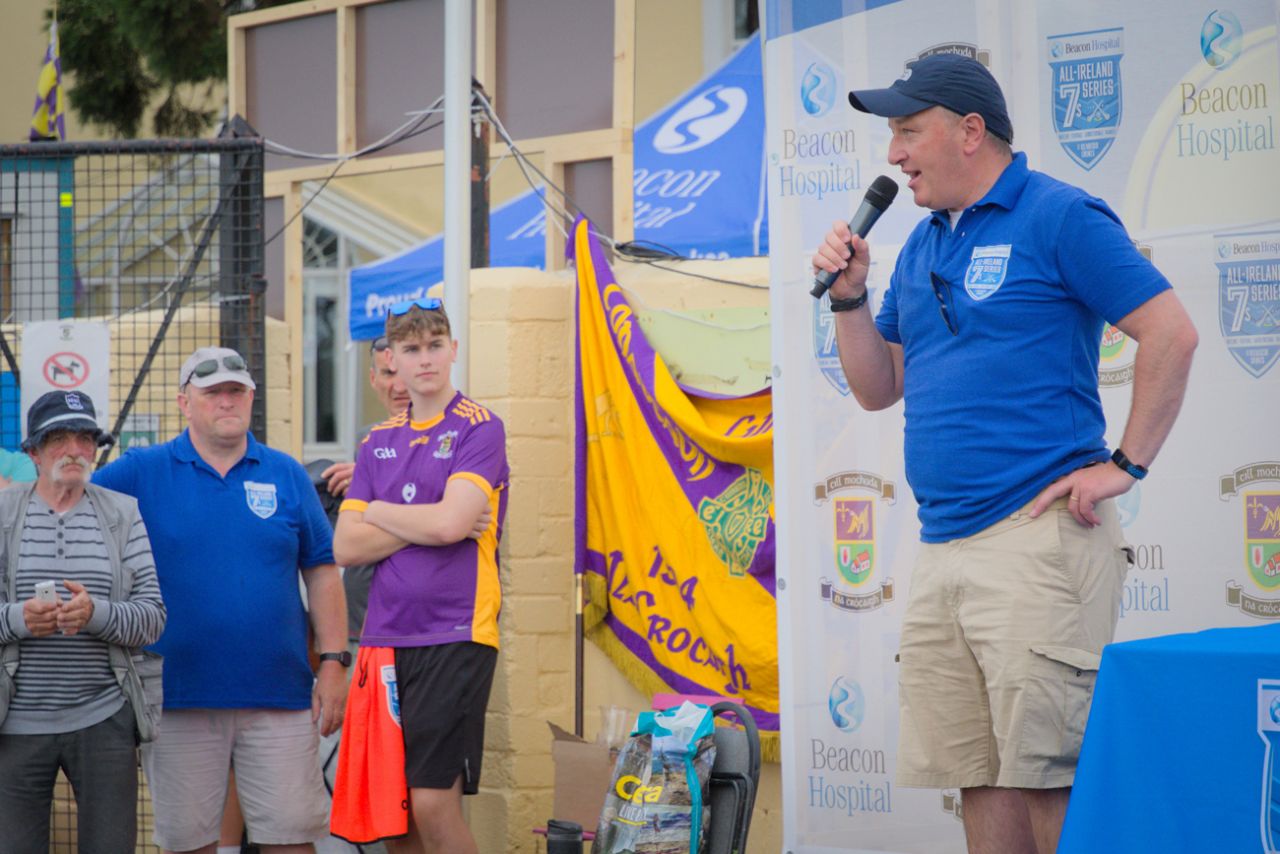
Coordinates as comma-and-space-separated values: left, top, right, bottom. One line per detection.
545, 819, 583, 854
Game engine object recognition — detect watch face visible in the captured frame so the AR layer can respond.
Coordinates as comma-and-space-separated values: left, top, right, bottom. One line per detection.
322, 651, 352, 666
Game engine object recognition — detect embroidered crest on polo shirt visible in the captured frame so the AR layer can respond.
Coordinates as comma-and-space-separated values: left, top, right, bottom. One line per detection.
402, 482, 417, 503
434, 430, 458, 460
964, 244, 1012, 300
244, 481, 278, 519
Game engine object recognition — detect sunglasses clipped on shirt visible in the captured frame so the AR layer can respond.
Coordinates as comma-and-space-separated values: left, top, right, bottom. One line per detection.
929, 272, 959, 336
388, 297, 444, 316
190, 354, 249, 379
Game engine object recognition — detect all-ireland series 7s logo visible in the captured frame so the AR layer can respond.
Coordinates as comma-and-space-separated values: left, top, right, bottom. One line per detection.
1048, 28, 1124, 170
1216, 229, 1280, 379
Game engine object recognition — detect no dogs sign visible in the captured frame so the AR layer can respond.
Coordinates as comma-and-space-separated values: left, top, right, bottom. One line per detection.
21, 321, 111, 442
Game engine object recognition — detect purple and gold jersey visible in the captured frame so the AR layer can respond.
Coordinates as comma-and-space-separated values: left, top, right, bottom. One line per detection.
340, 392, 508, 649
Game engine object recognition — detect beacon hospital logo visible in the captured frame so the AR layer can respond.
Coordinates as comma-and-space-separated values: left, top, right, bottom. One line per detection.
814, 470, 896, 612
1221, 461, 1280, 620
1200, 9, 1243, 70
800, 60, 837, 117
1047, 27, 1124, 170
1215, 230, 1280, 379
828, 676, 866, 733
653, 84, 748, 154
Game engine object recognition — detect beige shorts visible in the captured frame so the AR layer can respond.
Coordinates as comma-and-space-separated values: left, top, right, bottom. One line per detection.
897, 497, 1130, 790
142, 708, 329, 850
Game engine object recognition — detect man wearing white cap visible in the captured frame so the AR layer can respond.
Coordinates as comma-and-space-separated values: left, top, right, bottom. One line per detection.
95, 347, 348, 854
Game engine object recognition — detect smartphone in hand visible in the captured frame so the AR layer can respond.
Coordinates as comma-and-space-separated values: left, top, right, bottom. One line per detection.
34, 580, 60, 604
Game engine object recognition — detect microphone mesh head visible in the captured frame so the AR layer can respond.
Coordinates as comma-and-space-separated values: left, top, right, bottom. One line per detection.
867, 175, 899, 209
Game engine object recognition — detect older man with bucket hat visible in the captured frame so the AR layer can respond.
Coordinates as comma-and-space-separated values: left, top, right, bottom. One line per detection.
95, 346, 347, 854
811, 52, 1198, 853
0, 390, 165, 852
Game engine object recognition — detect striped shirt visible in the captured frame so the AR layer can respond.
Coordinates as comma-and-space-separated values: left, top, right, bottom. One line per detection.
0, 492, 165, 735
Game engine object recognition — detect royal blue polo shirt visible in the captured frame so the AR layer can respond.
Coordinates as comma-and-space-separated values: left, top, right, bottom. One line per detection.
94, 430, 334, 709
876, 153, 1171, 542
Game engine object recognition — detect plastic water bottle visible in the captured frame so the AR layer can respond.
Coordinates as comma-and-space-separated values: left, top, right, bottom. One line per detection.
1259, 680, 1280, 853
546, 818, 583, 854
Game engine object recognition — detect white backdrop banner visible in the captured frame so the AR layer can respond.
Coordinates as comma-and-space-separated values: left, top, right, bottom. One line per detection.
764, 1, 1280, 851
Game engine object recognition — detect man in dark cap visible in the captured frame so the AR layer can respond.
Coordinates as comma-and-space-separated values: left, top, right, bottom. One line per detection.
0, 390, 165, 851
812, 53, 1198, 852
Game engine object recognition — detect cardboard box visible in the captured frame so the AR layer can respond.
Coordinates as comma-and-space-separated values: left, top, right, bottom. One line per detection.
549, 722, 615, 831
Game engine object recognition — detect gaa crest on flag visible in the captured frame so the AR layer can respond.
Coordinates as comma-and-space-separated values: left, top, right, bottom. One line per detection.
1047, 27, 1124, 171
1216, 230, 1280, 379
834, 497, 874, 586
698, 468, 772, 577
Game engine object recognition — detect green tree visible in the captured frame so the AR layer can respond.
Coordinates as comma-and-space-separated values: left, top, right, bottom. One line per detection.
54, 0, 297, 138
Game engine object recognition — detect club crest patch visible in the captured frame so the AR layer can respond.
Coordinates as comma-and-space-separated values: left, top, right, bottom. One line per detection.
402, 482, 417, 503
965, 244, 1012, 300
434, 430, 458, 459
244, 481, 278, 519
380, 664, 402, 727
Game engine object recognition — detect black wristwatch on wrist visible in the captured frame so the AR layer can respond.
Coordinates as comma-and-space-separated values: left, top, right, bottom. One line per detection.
828, 290, 869, 312
1111, 448, 1149, 480
318, 651, 352, 667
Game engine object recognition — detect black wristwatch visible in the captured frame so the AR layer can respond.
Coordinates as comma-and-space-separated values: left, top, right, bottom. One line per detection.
318, 651, 352, 667
829, 290, 869, 313
1111, 448, 1149, 480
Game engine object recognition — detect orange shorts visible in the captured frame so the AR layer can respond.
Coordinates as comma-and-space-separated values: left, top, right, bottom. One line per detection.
330, 646, 409, 844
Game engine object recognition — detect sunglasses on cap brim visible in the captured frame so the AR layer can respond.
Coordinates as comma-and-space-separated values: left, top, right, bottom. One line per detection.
388, 297, 443, 316
189, 354, 249, 381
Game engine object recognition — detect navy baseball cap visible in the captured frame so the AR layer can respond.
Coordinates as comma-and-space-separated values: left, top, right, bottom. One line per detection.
848, 53, 1013, 144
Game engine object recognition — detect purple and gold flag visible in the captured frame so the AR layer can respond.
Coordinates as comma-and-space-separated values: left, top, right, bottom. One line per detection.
572, 217, 779, 755
30, 21, 65, 142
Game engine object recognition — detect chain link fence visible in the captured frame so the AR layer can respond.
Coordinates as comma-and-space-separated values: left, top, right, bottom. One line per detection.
0, 124, 266, 461
0, 125, 266, 852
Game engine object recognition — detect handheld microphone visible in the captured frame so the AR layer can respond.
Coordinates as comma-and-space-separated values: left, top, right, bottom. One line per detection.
811, 175, 900, 298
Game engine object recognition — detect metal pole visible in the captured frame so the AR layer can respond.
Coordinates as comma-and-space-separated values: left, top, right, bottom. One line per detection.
443, 0, 472, 392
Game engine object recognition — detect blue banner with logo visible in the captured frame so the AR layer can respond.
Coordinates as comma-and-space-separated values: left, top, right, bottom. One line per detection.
348, 34, 768, 341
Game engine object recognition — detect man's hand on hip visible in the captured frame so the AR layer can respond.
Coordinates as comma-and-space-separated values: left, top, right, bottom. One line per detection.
313, 661, 349, 737
1029, 462, 1137, 527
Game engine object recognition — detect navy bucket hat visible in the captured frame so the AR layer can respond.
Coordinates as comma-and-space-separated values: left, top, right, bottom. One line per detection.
848, 52, 1013, 144
22, 390, 112, 452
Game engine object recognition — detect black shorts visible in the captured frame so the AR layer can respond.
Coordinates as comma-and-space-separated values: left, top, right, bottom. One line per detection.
394, 642, 497, 793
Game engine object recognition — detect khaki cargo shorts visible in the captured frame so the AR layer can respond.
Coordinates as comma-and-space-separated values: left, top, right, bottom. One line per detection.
896, 496, 1130, 790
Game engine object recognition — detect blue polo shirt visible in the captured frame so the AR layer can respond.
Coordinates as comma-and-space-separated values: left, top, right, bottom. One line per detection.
94, 430, 333, 709
876, 153, 1171, 542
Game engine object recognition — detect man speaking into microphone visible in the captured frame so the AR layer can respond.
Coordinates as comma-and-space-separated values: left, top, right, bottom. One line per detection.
811, 53, 1197, 854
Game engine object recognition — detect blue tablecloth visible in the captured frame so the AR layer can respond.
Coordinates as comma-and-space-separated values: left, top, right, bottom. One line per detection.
1060, 624, 1280, 854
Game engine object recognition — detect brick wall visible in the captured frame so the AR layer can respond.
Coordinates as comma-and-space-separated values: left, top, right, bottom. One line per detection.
463, 260, 781, 852
465, 267, 576, 851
